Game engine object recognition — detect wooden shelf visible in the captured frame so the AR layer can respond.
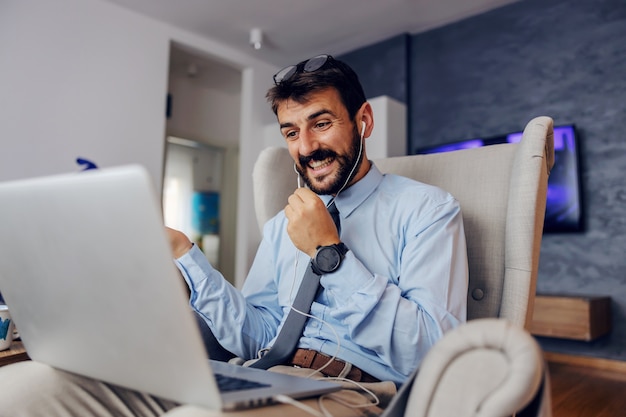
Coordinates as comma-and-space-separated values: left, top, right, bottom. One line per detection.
530, 294, 611, 341
0, 340, 29, 367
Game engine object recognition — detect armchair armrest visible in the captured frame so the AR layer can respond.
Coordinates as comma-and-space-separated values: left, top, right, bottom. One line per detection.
398, 318, 550, 417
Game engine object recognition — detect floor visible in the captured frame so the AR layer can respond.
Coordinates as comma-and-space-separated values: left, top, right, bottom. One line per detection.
548, 360, 626, 417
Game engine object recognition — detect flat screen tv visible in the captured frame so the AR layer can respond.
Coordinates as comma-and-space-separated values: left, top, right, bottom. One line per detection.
414, 125, 583, 233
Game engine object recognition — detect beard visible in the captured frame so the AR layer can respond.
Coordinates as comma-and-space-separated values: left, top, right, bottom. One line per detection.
295, 125, 363, 195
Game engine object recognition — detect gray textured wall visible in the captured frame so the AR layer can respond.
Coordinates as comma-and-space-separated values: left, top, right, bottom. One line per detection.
409, 0, 626, 359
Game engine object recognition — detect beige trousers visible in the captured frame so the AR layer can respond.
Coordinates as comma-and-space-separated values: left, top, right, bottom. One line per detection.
0, 361, 396, 417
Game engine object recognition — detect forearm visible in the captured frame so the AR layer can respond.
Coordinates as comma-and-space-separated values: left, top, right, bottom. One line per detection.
175, 245, 281, 359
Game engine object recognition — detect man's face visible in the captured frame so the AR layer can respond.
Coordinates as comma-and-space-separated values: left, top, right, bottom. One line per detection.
277, 88, 364, 195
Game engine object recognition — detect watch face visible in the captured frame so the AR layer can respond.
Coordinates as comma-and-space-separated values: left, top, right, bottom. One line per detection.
312, 243, 347, 275
315, 246, 341, 273
318, 247, 341, 271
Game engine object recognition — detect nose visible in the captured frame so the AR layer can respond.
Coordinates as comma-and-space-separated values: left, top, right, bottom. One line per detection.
298, 129, 319, 157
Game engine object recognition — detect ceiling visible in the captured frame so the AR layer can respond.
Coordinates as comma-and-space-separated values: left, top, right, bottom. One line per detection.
107, 0, 519, 67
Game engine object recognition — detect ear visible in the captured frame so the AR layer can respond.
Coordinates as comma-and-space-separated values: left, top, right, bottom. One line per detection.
358, 102, 374, 139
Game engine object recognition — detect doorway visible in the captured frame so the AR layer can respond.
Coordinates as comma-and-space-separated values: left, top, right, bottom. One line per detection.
163, 137, 224, 266
164, 43, 241, 283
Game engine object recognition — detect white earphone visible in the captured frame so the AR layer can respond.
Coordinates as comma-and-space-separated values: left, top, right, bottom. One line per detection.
293, 162, 302, 188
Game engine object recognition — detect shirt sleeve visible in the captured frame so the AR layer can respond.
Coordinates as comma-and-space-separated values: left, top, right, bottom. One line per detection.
319, 196, 468, 376
175, 241, 283, 359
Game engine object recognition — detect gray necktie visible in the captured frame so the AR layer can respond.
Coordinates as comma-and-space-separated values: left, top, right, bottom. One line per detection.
250, 201, 340, 369
327, 200, 341, 236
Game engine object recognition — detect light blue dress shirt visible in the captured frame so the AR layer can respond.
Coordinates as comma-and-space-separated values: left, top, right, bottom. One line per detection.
176, 163, 468, 384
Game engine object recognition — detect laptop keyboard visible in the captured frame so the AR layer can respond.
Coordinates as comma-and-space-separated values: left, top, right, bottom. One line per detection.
214, 373, 271, 393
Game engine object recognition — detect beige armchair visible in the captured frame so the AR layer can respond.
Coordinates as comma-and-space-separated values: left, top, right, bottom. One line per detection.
165, 116, 555, 417
384, 116, 555, 417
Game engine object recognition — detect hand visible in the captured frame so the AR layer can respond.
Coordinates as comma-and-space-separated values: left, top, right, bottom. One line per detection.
284, 188, 340, 257
165, 227, 193, 259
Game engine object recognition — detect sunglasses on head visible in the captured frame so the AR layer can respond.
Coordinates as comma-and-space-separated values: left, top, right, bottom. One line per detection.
273, 54, 333, 85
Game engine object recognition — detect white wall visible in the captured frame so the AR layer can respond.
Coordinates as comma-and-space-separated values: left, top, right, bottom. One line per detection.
0, 0, 169, 184
0, 0, 278, 286
166, 74, 241, 148
366, 96, 407, 159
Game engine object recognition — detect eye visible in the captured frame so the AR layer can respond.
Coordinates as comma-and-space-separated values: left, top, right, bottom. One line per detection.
314, 120, 331, 130
283, 130, 299, 141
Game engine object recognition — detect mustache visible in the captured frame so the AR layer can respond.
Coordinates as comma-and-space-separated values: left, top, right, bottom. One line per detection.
298, 149, 337, 166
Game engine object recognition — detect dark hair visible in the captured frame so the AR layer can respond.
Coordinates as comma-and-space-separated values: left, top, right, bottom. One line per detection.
266, 56, 367, 120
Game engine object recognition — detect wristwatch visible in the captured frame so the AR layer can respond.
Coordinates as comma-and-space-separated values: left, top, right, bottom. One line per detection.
311, 242, 349, 275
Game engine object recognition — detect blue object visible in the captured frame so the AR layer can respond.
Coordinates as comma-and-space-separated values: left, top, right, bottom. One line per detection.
0, 316, 10, 341
192, 191, 220, 235
76, 157, 98, 170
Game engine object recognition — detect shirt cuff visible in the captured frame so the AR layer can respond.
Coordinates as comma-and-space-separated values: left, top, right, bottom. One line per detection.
174, 244, 216, 293
320, 250, 379, 295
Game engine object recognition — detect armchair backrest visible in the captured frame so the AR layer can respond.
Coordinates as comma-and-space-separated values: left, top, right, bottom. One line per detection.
253, 116, 554, 329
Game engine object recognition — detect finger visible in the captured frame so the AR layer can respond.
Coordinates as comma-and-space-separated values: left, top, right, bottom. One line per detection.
286, 194, 304, 218
284, 203, 293, 220
295, 189, 329, 213
293, 187, 317, 202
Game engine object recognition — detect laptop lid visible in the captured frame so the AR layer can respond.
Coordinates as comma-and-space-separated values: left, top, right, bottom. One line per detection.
0, 165, 339, 410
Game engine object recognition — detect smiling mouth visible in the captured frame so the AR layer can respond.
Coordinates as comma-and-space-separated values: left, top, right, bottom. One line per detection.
308, 157, 334, 171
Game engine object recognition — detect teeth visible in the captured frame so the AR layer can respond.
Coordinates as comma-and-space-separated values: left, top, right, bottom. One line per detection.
309, 157, 332, 170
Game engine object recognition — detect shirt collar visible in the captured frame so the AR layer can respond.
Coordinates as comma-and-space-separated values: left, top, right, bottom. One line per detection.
320, 162, 383, 218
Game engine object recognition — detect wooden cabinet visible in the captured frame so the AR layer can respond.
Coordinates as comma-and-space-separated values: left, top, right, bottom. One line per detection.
530, 295, 611, 341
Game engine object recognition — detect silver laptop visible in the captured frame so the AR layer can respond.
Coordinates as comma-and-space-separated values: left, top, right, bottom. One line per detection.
0, 165, 340, 411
